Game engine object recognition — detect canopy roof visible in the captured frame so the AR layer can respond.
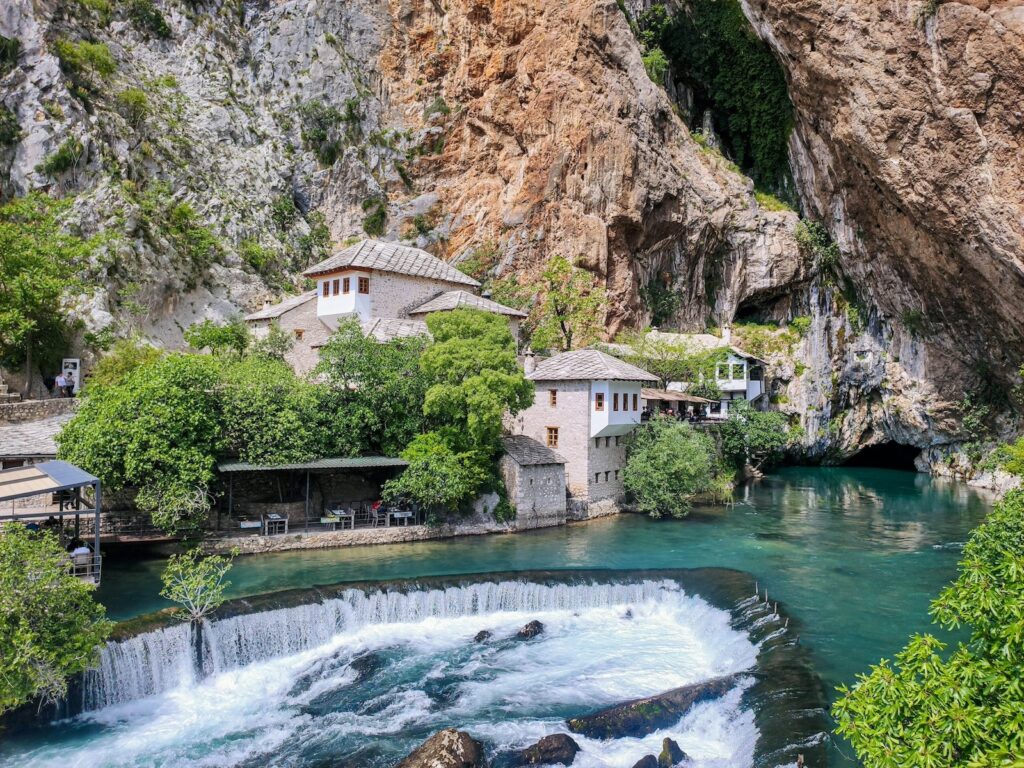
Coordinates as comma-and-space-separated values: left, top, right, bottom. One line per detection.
0, 460, 98, 504
303, 239, 479, 287
641, 388, 715, 404
218, 456, 408, 473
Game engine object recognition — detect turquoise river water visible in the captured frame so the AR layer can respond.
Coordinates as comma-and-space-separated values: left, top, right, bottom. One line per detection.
3, 467, 992, 767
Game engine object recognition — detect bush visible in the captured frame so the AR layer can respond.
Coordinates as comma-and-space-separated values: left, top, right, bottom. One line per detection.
116, 88, 150, 128
0, 526, 112, 713
794, 219, 840, 273
184, 317, 250, 356
642, 46, 669, 83
88, 337, 164, 389
789, 315, 811, 337
297, 99, 343, 165
271, 194, 299, 231
718, 401, 792, 471
0, 35, 19, 76
0, 105, 19, 146
53, 39, 117, 80
36, 137, 85, 177
754, 190, 794, 212
623, 417, 721, 518
160, 549, 233, 623
361, 196, 387, 237
239, 238, 277, 275
127, 0, 171, 38
136, 182, 221, 286
382, 432, 489, 514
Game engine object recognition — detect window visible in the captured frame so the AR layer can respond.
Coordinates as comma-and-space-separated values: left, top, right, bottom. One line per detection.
632, 393, 638, 411
358, 277, 370, 294
605, 437, 611, 448
322, 281, 329, 297
732, 362, 746, 380
614, 470, 620, 480
613, 393, 619, 411
594, 438, 600, 448
595, 392, 604, 411
343, 277, 350, 294
594, 473, 600, 483
549, 389, 558, 407
546, 427, 559, 448
604, 471, 610, 482
615, 436, 621, 447
332, 278, 340, 296
294, 329, 304, 340
716, 363, 728, 380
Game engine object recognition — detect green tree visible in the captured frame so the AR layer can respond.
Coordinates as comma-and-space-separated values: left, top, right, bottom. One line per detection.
718, 401, 791, 471
0, 194, 94, 375
87, 337, 164, 389
623, 416, 720, 518
833, 488, 1024, 767
250, 321, 294, 361
0, 527, 112, 713
609, 331, 728, 389
421, 309, 534, 453
315, 319, 430, 456
57, 354, 224, 534
382, 432, 489, 515
184, 317, 250, 356
219, 356, 329, 464
160, 548, 234, 623
528, 256, 607, 351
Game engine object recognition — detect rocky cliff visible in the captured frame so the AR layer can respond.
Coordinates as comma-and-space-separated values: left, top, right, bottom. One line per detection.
2, 0, 1023, 470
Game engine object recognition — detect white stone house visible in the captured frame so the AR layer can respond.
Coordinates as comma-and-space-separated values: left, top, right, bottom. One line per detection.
508, 349, 658, 507
499, 435, 567, 529
245, 239, 526, 373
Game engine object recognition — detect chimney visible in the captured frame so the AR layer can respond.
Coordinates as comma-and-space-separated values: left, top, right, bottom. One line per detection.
262, 300, 271, 310
722, 324, 732, 343
482, 290, 492, 300
523, 348, 536, 375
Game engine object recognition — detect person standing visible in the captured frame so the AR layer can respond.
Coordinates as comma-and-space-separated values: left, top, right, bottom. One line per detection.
55, 371, 67, 398
63, 370, 75, 397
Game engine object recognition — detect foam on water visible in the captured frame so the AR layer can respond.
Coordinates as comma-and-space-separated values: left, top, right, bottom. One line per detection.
4, 579, 763, 768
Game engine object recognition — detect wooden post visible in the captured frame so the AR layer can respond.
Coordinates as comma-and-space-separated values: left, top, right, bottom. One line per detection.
304, 470, 310, 533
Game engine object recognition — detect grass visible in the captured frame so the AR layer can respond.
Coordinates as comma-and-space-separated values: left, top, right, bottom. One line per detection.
754, 190, 794, 212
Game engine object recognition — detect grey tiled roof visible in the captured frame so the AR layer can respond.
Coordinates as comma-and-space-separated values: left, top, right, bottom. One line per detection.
361, 317, 430, 342
244, 291, 317, 321
0, 413, 73, 459
409, 290, 528, 318
303, 239, 480, 287
526, 349, 659, 383
502, 435, 566, 466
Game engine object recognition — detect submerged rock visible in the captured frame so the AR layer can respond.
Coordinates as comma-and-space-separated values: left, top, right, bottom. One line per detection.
474, 630, 493, 643
566, 675, 737, 739
631, 757, 658, 768
658, 737, 688, 767
519, 733, 580, 765
395, 728, 487, 768
516, 620, 545, 640
349, 652, 383, 682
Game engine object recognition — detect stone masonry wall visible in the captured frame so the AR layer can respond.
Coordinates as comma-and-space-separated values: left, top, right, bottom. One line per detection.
499, 455, 567, 529
368, 273, 466, 320
587, 435, 629, 502
510, 381, 592, 498
0, 398, 78, 424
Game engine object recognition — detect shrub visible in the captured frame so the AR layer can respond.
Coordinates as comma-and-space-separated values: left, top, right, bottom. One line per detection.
0, 105, 20, 146
160, 549, 234, 623
297, 99, 343, 165
36, 137, 85, 177
361, 196, 387, 237
88, 337, 164, 389
718, 401, 792, 471
424, 96, 451, 120
0, 35, 19, 76
789, 315, 811, 337
239, 238, 277, 275
127, 0, 171, 38
184, 317, 250, 356
794, 219, 840, 273
116, 87, 150, 128
754, 189, 794, 212
53, 39, 117, 79
382, 432, 489, 514
901, 308, 928, 337
642, 46, 669, 83
270, 194, 299, 231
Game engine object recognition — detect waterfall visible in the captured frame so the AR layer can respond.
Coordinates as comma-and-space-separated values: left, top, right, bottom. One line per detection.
82, 579, 686, 712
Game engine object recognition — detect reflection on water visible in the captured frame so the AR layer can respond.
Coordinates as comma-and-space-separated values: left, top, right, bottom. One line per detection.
98, 468, 989, 705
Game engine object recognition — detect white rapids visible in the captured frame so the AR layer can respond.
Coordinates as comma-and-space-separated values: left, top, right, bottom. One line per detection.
4, 579, 762, 768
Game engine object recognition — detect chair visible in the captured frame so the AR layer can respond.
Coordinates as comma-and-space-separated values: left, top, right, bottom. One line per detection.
371, 504, 388, 527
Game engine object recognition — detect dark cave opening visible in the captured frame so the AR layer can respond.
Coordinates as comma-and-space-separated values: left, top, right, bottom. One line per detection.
842, 442, 921, 471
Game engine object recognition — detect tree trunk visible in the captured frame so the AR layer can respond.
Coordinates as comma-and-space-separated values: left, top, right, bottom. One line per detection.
23, 332, 33, 399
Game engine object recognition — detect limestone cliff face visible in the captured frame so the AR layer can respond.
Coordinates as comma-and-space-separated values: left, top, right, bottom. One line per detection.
741, 0, 1024, 464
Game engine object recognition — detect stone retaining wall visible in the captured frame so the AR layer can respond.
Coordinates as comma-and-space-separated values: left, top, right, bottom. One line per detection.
0, 398, 78, 424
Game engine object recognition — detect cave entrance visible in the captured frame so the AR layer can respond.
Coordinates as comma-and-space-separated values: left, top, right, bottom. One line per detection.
842, 442, 921, 471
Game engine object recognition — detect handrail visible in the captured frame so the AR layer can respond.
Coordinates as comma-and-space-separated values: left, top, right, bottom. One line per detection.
69, 553, 102, 584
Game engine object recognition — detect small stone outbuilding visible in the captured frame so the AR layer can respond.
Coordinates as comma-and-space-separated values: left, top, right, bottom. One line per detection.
500, 435, 567, 529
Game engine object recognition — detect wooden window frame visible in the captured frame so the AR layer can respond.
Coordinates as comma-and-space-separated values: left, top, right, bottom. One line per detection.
322, 281, 329, 297
343, 277, 350, 294
632, 393, 638, 411
595, 392, 605, 411
549, 389, 558, 407
546, 426, 559, 448
358, 276, 370, 294
294, 329, 304, 340
332, 278, 340, 296
613, 392, 619, 411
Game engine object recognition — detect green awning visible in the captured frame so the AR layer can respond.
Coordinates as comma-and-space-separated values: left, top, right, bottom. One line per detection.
217, 456, 408, 473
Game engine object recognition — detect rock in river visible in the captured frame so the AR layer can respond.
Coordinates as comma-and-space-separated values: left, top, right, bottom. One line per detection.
658, 737, 688, 766
566, 675, 737, 739
516, 620, 544, 640
395, 728, 488, 768
630, 757, 658, 768
519, 733, 580, 765
474, 630, 493, 643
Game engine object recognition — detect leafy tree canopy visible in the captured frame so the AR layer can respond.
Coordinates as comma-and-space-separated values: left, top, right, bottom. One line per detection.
160, 548, 234, 624
421, 309, 533, 453
605, 331, 728, 390
833, 488, 1024, 767
0, 527, 112, 713
623, 417, 726, 518
718, 401, 792, 471
184, 317, 250, 357
0, 193, 96, 370
86, 336, 164, 390
382, 432, 489, 515
57, 353, 224, 533
528, 255, 607, 352
316, 319, 430, 456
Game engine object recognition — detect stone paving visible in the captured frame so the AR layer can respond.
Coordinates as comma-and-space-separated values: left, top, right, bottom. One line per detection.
0, 413, 73, 459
